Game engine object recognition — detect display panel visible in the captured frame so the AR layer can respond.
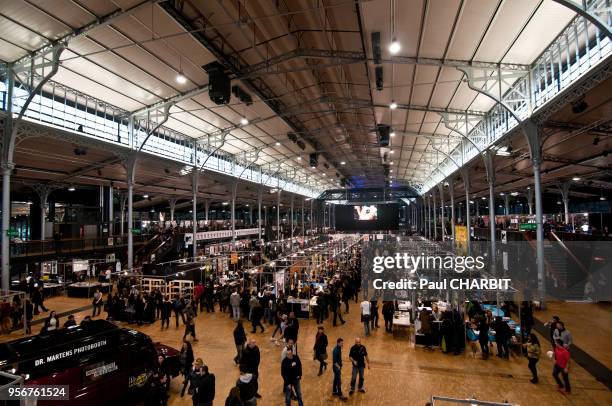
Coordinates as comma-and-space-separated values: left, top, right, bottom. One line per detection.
354, 205, 378, 221
335, 204, 399, 231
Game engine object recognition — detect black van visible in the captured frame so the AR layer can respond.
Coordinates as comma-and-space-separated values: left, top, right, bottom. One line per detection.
0, 320, 179, 405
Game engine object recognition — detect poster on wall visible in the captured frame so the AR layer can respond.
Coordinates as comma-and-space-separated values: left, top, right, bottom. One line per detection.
72, 259, 89, 273
274, 270, 285, 295
42, 260, 58, 275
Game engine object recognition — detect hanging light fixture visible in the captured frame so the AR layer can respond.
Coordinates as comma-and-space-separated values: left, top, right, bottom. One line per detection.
388, 0, 400, 54
389, 38, 401, 54
176, 55, 187, 84
389, 100, 398, 110
240, 117, 249, 125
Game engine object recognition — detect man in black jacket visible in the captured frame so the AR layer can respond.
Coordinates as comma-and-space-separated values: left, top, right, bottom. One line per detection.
281, 348, 303, 406
240, 339, 262, 399
493, 316, 512, 359
233, 320, 247, 364
196, 365, 215, 406
236, 367, 257, 405
284, 312, 300, 354
331, 292, 345, 326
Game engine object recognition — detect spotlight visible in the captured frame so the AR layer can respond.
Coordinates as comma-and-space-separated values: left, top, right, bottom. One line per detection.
68, 186, 76, 192
371, 32, 382, 64
571, 98, 588, 114
275, 141, 281, 146
176, 73, 187, 84
389, 38, 401, 54
340, 161, 346, 165
143, 194, 149, 198
572, 177, 580, 181
240, 117, 249, 125
389, 101, 398, 110
375, 66, 383, 91
390, 131, 396, 137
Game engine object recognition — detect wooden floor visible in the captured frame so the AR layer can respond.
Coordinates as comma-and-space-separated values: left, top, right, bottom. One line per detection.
1, 297, 610, 406
534, 301, 612, 370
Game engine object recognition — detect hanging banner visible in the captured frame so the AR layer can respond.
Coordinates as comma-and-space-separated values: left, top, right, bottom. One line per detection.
455, 225, 468, 255
230, 251, 238, 264
184, 228, 259, 243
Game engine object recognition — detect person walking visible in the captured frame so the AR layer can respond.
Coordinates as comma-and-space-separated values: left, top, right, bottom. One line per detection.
382, 301, 394, 333
183, 309, 198, 342
552, 339, 571, 393
478, 315, 490, 359
493, 316, 511, 359
195, 365, 215, 406
553, 321, 573, 348
230, 290, 241, 321
331, 292, 345, 326
370, 299, 379, 329
284, 313, 299, 354
179, 341, 195, 397
240, 339, 262, 400
161, 295, 172, 329
224, 386, 243, 406
281, 347, 304, 406
173, 295, 186, 327
360, 300, 371, 337
348, 337, 369, 395
250, 302, 265, 334
313, 326, 329, 376
92, 289, 103, 317
332, 338, 348, 400
234, 320, 247, 365
525, 333, 541, 383
236, 367, 257, 406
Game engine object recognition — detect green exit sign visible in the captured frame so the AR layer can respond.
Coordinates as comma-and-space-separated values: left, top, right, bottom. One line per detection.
7, 229, 18, 237
519, 223, 537, 231
131, 228, 141, 235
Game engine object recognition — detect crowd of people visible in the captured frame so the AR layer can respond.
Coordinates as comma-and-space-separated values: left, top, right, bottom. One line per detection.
4, 240, 584, 404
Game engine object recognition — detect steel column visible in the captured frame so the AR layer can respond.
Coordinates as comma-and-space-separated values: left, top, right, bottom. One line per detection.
277, 190, 281, 241
433, 190, 438, 240
257, 188, 263, 241
231, 182, 237, 245
290, 195, 294, 240
439, 184, 445, 241
192, 171, 198, 260
108, 185, 114, 235
463, 169, 472, 255
449, 178, 455, 244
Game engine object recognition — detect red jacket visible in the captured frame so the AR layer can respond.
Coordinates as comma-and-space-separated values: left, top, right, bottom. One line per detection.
554, 346, 570, 369
194, 285, 204, 299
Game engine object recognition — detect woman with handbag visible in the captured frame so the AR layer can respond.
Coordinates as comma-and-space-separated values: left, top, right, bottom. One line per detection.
313, 325, 328, 376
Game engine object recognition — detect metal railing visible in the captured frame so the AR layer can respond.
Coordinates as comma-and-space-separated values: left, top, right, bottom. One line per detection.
7, 233, 153, 258
420, 5, 611, 192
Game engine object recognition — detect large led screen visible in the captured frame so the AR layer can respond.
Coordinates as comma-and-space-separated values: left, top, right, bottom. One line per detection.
335, 204, 399, 231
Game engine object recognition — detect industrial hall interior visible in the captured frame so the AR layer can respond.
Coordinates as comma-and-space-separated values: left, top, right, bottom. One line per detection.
0, 0, 611, 405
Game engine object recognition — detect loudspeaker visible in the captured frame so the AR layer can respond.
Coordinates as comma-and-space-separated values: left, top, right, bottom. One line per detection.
371, 32, 381, 65
204, 62, 230, 105
377, 124, 390, 147
287, 132, 298, 142
232, 85, 253, 105
296, 140, 306, 150
309, 153, 318, 168
375, 66, 383, 91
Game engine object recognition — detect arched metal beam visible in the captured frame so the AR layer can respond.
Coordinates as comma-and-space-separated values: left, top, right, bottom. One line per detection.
552, 0, 612, 40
